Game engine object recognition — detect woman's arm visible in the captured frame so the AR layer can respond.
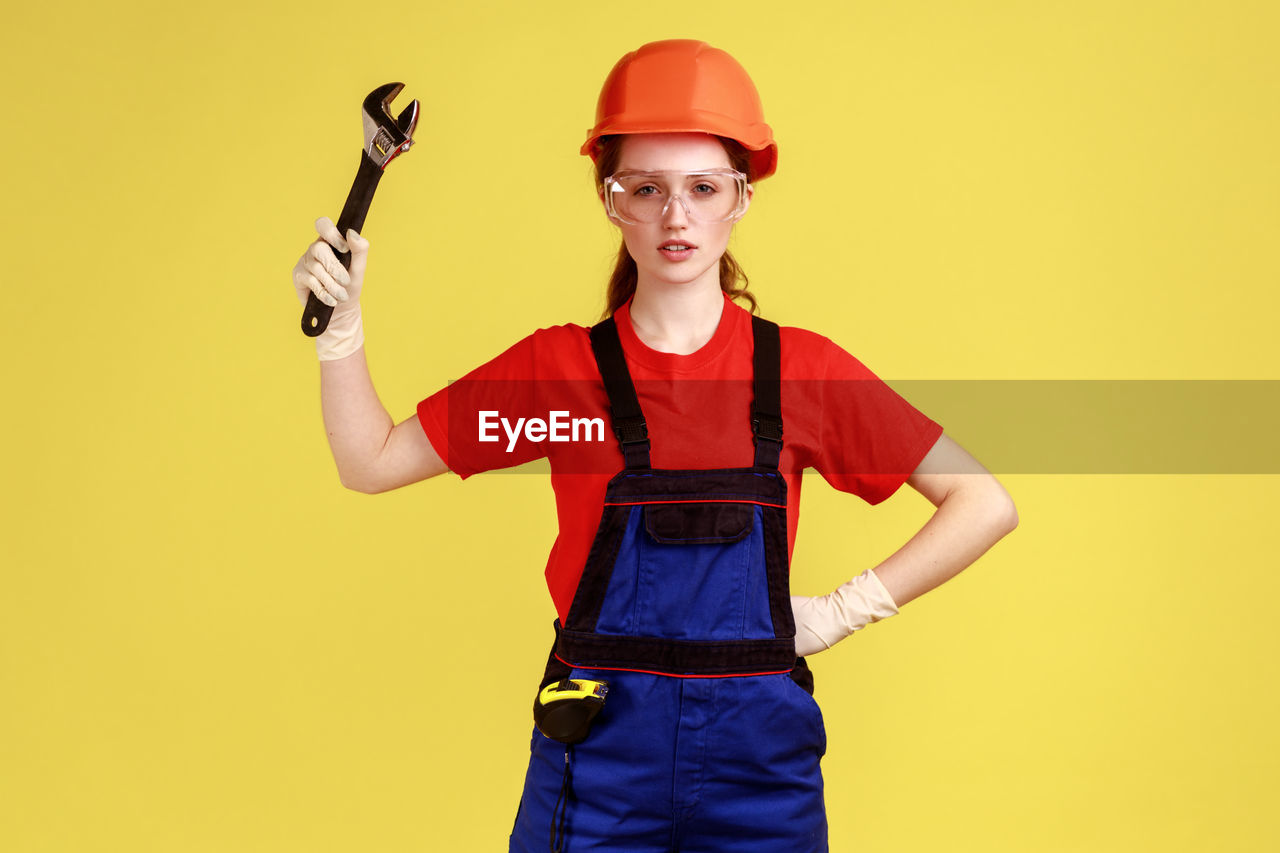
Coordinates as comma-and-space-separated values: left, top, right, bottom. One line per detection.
319, 349, 449, 493
791, 434, 1016, 655
872, 433, 1018, 607
294, 217, 449, 493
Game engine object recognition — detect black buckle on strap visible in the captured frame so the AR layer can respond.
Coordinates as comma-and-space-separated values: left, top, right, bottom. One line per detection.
751, 413, 784, 442
613, 416, 649, 445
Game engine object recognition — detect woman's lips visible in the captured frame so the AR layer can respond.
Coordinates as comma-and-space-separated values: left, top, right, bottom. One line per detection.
659, 241, 696, 262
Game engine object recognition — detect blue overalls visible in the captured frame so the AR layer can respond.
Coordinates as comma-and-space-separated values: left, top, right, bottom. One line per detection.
509, 315, 828, 852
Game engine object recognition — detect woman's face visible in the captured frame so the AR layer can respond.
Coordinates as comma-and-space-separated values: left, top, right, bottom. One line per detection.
603, 133, 752, 295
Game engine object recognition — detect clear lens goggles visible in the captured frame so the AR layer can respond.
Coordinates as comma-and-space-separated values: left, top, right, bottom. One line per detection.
603, 169, 750, 225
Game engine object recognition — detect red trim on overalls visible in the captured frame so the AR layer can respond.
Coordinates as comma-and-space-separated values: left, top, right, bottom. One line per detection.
603, 498, 787, 509
555, 653, 795, 680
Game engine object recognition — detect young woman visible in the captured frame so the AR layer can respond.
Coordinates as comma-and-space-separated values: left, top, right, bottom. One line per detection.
292, 39, 1016, 853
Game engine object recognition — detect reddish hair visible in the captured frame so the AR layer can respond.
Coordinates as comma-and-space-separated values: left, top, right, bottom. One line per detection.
594, 135, 758, 319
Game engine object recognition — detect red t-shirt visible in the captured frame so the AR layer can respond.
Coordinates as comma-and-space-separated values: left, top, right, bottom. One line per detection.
417, 295, 943, 622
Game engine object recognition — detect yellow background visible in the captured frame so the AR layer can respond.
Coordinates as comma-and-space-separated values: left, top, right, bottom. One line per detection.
3, 1, 1277, 850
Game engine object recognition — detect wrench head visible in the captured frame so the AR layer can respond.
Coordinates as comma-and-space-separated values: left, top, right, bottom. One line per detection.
361, 82, 420, 170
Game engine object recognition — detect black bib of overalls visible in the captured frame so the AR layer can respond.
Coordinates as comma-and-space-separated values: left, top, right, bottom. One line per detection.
539, 313, 812, 692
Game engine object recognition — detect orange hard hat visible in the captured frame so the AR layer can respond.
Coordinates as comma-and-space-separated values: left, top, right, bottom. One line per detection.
581, 39, 778, 181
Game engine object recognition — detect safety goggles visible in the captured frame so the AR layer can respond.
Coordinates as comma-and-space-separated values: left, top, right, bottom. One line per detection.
602, 169, 750, 225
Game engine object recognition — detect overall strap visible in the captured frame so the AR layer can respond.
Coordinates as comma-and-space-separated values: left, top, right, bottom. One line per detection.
589, 317, 651, 469
590, 313, 785, 470
750, 315, 784, 469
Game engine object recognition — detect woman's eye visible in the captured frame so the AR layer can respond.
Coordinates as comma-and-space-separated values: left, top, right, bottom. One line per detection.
692, 182, 717, 195
634, 185, 661, 197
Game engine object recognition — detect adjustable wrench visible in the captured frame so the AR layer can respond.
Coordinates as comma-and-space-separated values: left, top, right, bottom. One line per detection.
301, 82, 420, 336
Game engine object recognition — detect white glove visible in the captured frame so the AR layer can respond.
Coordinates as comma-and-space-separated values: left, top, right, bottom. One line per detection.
291, 216, 369, 361
791, 569, 900, 657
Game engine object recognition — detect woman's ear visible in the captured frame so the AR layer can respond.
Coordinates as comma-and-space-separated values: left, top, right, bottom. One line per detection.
599, 185, 621, 223
735, 182, 755, 221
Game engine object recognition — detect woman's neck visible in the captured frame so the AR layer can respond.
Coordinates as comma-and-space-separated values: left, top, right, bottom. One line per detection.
628, 279, 725, 355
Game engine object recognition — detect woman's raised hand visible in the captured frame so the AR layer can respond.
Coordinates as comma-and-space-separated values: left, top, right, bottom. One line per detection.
292, 216, 369, 308
291, 216, 370, 361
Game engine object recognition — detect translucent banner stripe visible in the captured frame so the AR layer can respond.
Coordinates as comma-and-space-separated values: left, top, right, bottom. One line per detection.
438, 380, 1280, 474
894, 380, 1280, 474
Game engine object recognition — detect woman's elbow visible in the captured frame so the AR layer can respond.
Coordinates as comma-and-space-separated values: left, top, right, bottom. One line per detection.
337, 465, 385, 495
338, 457, 445, 494
990, 482, 1019, 537
339, 473, 372, 494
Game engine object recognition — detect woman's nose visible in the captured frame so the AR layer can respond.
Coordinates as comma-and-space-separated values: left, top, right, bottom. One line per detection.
661, 194, 690, 227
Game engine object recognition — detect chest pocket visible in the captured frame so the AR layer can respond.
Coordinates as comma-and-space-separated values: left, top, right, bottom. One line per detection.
643, 502, 754, 544
595, 501, 775, 642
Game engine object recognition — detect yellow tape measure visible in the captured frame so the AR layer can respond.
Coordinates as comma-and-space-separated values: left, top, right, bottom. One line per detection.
539, 679, 608, 705
534, 678, 609, 744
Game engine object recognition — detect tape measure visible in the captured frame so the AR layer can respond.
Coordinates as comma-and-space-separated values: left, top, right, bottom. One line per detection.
534, 678, 609, 744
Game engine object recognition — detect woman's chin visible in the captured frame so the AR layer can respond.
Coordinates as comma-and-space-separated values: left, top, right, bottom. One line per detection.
637, 266, 721, 292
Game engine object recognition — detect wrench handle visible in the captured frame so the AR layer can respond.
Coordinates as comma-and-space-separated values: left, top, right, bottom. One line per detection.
302, 152, 385, 336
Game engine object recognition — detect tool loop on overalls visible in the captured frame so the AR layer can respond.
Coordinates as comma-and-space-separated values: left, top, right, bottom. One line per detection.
550, 745, 572, 853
